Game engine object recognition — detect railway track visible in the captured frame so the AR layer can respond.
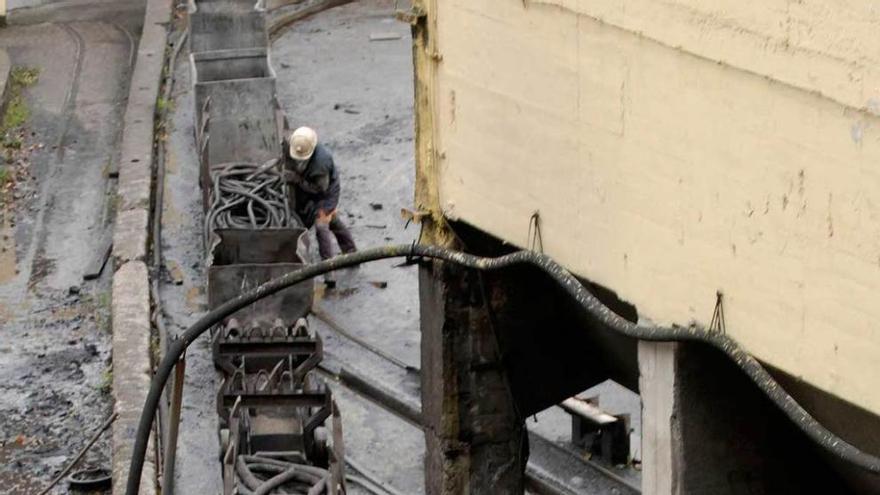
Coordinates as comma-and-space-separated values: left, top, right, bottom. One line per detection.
148, 1, 638, 493
153, 0, 348, 493
311, 308, 640, 495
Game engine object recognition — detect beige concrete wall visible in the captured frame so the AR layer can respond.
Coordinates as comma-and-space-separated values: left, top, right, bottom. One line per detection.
421, 0, 880, 416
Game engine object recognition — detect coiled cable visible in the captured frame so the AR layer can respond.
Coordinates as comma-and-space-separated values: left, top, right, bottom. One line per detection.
205, 159, 293, 245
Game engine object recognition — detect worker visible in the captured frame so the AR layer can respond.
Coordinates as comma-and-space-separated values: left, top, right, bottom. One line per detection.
282, 126, 357, 260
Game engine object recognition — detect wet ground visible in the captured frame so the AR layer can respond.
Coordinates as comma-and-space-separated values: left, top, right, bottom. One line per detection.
274, 2, 642, 492
162, 1, 640, 493
0, 4, 142, 494
274, 1, 424, 490
160, 19, 222, 491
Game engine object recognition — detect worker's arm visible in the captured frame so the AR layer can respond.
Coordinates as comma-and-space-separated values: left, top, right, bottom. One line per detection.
313, 147, 340, 214
282, 168, 304, 185
317, 172, 340, 213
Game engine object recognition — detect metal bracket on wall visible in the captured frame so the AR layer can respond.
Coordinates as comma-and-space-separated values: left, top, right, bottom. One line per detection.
395, 5, 426, 25
400, 207, 430, 225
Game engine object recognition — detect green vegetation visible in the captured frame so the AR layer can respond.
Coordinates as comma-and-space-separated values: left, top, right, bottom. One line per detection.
95, 291, 112, 333
150, 335, 161, 362
99, 366, 113, 394
0, 67, 39, 203
155, 95, 176, 139
10, 67, 39, 87
81, 290, 112, 334
2, 98, 27, 135
0, 67, 40, 149
156, 96, 175, 115
2, 67, 39, 146
96, 291, 111, 309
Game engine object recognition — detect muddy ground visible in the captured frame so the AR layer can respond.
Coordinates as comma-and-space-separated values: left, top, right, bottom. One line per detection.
0, 3, 143, 494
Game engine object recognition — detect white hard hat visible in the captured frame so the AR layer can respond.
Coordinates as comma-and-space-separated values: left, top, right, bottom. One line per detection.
289, 127, 318, 161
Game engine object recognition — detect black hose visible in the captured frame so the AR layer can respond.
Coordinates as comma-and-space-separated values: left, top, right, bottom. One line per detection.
205, 160, 293, 243
125, 244, 880, 494
241, 455, 330, 478
254, 467, 314, 495
306, 477, 327, 495
235, 457, 264, 491
246, 463, 324, 484
236, 455, 330, 494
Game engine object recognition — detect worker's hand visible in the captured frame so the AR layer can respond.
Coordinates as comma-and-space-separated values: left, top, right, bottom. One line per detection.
315, 209, 336, 225
282, 169, 302, 184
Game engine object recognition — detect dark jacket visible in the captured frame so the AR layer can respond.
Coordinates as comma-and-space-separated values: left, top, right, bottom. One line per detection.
282, 141, 341, 224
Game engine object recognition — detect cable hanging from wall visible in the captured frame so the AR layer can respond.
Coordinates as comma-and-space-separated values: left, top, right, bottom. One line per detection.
709, 290, 726, 335
527, 210, 543, 253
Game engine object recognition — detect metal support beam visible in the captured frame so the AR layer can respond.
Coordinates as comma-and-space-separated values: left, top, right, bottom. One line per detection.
162, 354, 186, 495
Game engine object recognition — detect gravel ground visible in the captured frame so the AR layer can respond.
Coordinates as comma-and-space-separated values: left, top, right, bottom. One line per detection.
0, 8, 141, 494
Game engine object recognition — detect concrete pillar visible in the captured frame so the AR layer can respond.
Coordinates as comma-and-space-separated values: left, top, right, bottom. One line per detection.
638, 341, 678, 495
419, 260, 526, 495
639, 341, 853, 495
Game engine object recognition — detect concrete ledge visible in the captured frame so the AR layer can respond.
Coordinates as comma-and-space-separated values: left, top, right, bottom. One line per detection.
0, 49, 10, 110
111, 261, 156, 495
116, 20, 168, 212
110, 0, 172, 491
113, 208, 150, 263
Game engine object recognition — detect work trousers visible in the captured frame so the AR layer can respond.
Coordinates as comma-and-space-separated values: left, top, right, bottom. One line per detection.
315, 215, 357, 260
